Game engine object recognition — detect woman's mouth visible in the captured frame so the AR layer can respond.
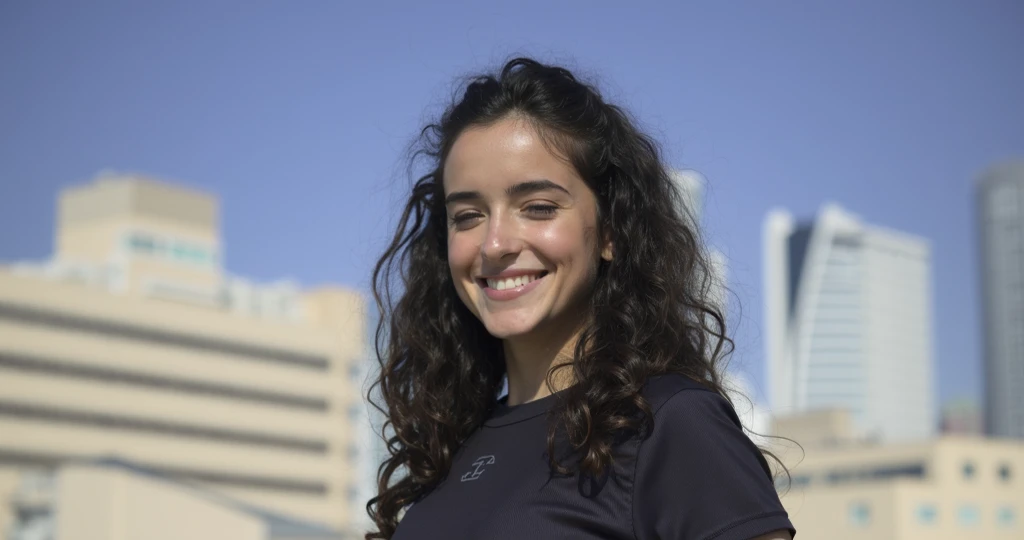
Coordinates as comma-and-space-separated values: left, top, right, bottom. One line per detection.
483, 272, 547, 291
478, 271, 548, 300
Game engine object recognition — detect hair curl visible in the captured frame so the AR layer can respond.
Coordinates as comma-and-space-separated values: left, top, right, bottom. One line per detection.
366, 57, 759, 539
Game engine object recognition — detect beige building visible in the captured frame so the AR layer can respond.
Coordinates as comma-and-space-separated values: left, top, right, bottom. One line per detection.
11, 458, 345, 540
774, 411, 1022, 539
0, 173, 368, 537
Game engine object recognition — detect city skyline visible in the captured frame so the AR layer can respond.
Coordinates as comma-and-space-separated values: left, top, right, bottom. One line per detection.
2, 2, 1023, 412
2, 171, 1017, 538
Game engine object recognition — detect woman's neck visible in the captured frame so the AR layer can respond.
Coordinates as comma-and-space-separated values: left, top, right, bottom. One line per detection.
502, 326, 579, 406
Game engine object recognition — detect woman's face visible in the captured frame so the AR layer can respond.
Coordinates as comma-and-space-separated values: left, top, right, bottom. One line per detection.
443, 116, 611, 342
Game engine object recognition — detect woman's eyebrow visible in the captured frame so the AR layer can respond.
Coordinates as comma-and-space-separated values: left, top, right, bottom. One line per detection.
505, 179, 570, 197
444, 190, 481, 205
445, 179, 571, 206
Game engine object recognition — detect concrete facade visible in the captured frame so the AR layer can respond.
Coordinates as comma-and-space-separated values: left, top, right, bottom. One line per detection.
776, 433, 1022, 539
8, 459, 347, 540
0, 173, 368, 535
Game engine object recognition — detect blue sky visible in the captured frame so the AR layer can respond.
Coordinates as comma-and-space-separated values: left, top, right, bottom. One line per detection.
2, 1, 1022, 412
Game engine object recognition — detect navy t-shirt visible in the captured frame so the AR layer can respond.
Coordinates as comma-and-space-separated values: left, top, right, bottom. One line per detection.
391, 374, 795, 540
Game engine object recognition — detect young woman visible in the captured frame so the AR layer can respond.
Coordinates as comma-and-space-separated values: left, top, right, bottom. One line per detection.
367, 57, 795, 540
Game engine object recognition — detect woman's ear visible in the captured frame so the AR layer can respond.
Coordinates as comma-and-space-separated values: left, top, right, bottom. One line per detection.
601, 236, 613, 261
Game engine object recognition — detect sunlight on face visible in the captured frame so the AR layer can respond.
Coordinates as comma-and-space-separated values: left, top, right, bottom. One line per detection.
443, 117, 609, 343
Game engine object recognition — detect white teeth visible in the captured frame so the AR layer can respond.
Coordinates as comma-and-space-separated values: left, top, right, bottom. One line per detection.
486, 274, 542, 291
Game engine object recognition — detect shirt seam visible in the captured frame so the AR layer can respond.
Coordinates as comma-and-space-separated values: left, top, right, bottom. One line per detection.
702, 510, 790, 540
630, 385, 717, 540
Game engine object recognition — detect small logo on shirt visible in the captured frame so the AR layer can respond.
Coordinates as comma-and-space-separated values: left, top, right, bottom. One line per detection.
460, 455, 495, 482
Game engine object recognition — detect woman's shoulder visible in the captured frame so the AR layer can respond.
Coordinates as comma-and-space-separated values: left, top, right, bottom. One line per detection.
642, 373, 729, 410
640, 373, 743, 432
632, 375, 792, 540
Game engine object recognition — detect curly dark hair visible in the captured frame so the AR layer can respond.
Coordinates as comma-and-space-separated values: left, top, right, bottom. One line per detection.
366, 57, 754, 539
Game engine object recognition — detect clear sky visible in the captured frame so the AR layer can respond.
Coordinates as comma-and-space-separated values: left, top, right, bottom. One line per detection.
2, 1, 1022, 412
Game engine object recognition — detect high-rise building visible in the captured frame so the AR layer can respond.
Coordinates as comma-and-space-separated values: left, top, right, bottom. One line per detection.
977, 161, 1024, 439
670, 169, 773, 438
0, 172, 367, 535
671, 169, 705, 226
349, 300, 390, 533
671, 169, 729, 315
764, 204, 935, 442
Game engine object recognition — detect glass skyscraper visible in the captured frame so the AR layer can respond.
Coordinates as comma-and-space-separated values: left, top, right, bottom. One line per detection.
977, 161, 1024, 439
764, 204, 935, 441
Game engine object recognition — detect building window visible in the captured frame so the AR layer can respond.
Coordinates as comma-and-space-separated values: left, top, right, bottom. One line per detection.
998, 463, 1012, 483
0, 302, 329, 370
848, 502, 871, 527
127, 234, 157, 253
171, 244, 191, 261
962, 461, 976, 480
123, 232, 215, 266
775, 474, 811, 491
0, 400, 328, 454
916, 504, 937, 525
0, 351, 327, 412
996, 506, 1016, 528
823, 462, 926, 485
957, 505, 980, 527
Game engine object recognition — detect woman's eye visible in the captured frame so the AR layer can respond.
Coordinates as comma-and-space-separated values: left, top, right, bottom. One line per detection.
450, 212, 483, 228
524, 204, 558, 217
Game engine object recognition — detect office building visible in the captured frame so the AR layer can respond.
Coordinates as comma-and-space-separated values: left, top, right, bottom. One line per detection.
8, 458, 348, 540
671, 169, 705, 226
977, 160, 1024, 439
671, 169, 730, 323
671, 169, 770, 437
0, 172, 367, 535
764, 204, 935, 441
773, 411, 1022, 539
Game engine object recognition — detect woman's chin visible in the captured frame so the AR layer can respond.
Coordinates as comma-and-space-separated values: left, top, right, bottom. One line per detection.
482, 320, 538, 341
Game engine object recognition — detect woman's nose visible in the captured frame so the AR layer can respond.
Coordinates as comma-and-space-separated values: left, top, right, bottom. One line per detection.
481, 213, 522, 261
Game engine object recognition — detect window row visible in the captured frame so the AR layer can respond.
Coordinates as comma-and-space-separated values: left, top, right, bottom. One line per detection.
849, 502, 1016, 529
124, 232, 218, 266
779, 462, 926, 490
961, 460, 1013, 483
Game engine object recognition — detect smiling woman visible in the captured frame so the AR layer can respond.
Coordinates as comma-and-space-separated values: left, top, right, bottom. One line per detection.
366, 58, 795, 540
444, 119, 610, 360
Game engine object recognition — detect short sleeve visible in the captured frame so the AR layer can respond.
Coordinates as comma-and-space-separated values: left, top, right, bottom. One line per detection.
632, 389, 795, 540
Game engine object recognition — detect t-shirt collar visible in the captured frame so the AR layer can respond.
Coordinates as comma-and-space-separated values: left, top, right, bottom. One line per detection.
484, 387, 569, 427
